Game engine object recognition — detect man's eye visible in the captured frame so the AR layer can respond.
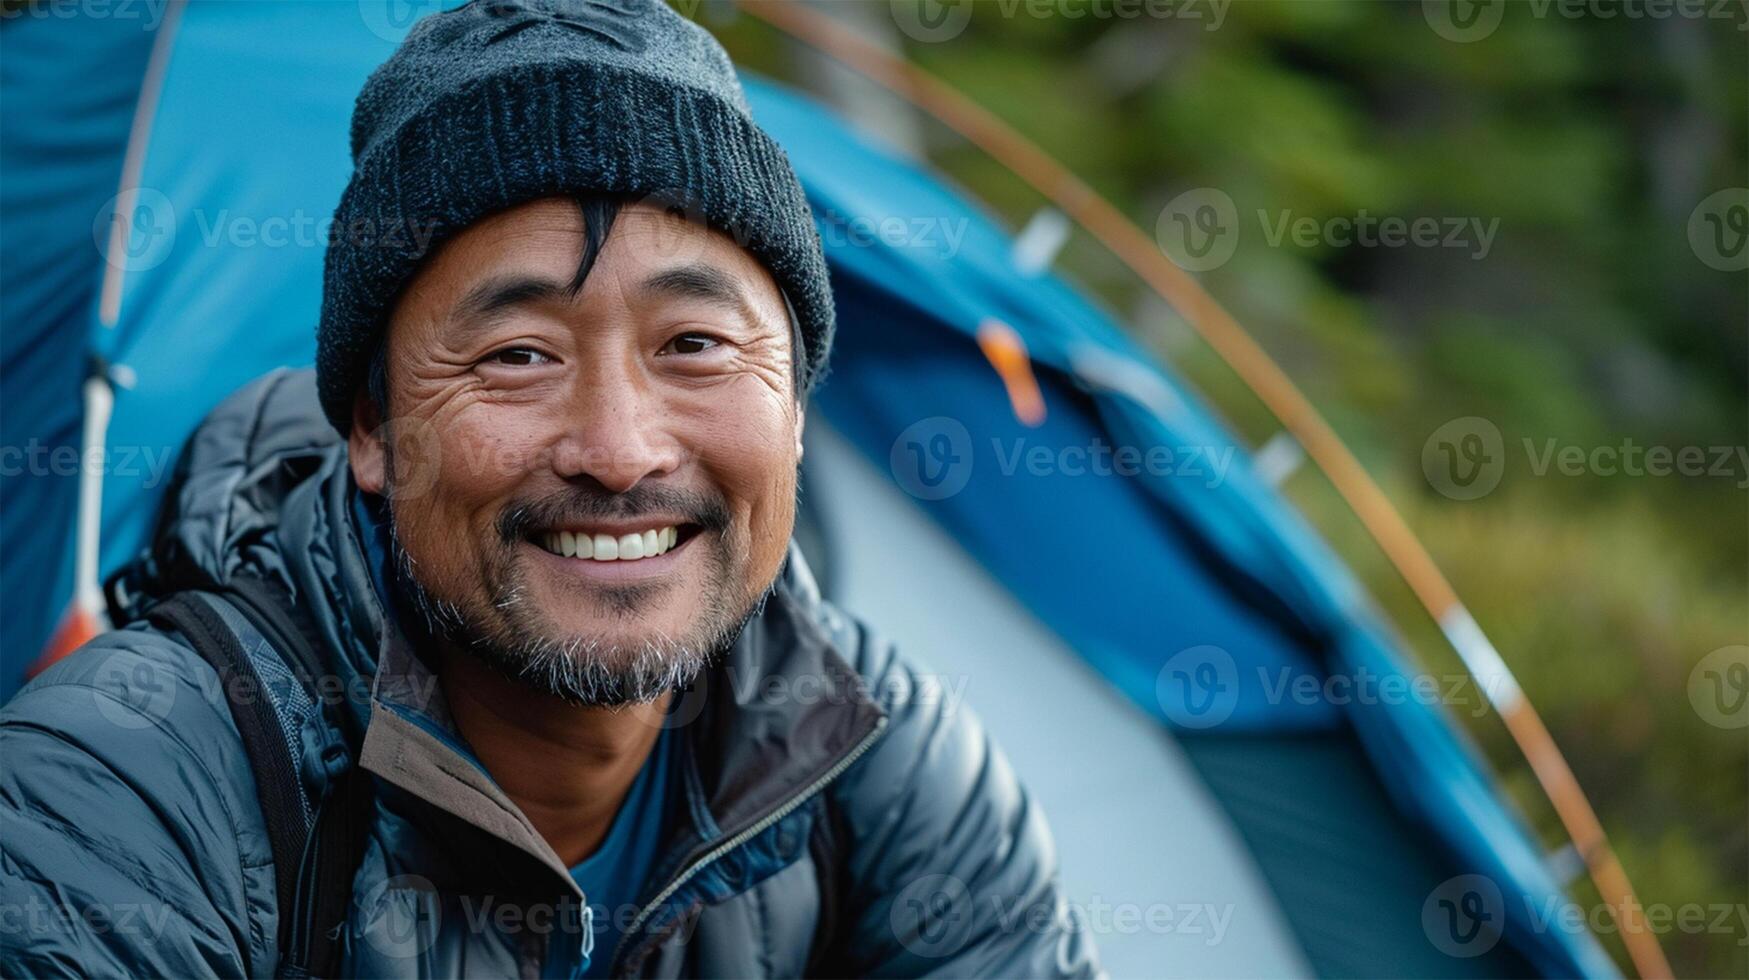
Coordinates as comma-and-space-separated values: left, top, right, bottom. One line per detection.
660, 333, 719, 356
486, 347, 552, 367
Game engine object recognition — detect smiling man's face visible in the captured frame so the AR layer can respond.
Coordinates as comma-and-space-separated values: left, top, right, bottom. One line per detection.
348, 197, 803, 704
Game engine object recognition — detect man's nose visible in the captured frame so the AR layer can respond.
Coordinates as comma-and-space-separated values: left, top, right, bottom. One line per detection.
551, 367, 684, 493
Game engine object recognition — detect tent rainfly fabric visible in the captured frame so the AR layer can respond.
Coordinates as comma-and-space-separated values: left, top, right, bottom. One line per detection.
0, 4, 1618, 977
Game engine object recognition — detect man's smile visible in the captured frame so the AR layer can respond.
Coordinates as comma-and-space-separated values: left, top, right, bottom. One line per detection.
521, 519, 709, 586
533, 522, 694, 561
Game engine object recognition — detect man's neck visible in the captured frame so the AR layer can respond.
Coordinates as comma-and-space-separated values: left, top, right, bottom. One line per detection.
438, 652, 670, 867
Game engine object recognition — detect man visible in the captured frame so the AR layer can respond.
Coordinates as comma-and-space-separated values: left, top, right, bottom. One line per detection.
0, 1, 1096, 977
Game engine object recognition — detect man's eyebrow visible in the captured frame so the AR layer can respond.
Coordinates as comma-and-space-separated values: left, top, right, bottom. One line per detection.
637, 263, 766, 328
454, 274, 574, 324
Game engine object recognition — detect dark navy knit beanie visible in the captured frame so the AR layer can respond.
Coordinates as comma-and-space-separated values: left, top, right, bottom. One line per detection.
316, 0, 833, 432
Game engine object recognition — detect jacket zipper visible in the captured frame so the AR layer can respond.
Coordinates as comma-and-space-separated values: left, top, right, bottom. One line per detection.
613, 715, 890, 970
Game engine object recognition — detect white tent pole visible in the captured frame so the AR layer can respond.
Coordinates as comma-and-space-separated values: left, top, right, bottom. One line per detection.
73, 371, 115, 623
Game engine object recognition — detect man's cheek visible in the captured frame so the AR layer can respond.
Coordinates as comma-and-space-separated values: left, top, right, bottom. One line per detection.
372, 414, 448, 504
429, 419, 551, 513
744, 464, 799, 565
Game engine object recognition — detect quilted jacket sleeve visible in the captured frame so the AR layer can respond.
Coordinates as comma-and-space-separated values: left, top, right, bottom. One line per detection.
0, 627, 269, 978
825, 612, 1101, 978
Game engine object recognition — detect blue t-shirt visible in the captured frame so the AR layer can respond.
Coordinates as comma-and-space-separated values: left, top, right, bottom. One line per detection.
547, 724, 675, 979
349, 488, 676, 978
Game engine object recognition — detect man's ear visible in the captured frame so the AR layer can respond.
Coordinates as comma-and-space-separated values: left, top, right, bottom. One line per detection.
349, 390, 388, 495
793, 403, 806, 462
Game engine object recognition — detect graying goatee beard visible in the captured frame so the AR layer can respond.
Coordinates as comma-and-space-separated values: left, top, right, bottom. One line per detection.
384, 504, 758, 709
469, 571, 766, 708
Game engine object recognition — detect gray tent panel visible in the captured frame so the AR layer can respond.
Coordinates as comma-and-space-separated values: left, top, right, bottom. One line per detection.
801, 422, 1313, 978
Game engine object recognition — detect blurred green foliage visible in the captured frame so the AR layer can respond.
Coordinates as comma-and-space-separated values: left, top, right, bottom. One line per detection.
707, 1, 1745, 975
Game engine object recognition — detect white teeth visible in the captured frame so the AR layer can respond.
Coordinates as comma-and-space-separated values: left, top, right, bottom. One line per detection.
541, 526, 680, 561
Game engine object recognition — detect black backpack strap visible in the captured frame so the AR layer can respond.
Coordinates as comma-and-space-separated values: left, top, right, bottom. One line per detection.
145, 584, 372, 979
283, 764, 373, 979
146, 593, 312, 943
211, 575, 362, 747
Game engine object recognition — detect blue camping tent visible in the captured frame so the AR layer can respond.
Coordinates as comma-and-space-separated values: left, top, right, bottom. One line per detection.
0, 4, 1616, 976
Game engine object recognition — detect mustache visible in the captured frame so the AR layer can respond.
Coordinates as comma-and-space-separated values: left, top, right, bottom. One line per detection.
495, 482, 732, 545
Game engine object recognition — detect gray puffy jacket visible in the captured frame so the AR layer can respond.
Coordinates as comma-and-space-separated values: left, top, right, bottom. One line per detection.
0, 370, 1098, 979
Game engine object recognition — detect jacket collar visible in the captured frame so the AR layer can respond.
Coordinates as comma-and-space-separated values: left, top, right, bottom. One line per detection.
359, 620, 580, 888
688, 558, 888, 841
